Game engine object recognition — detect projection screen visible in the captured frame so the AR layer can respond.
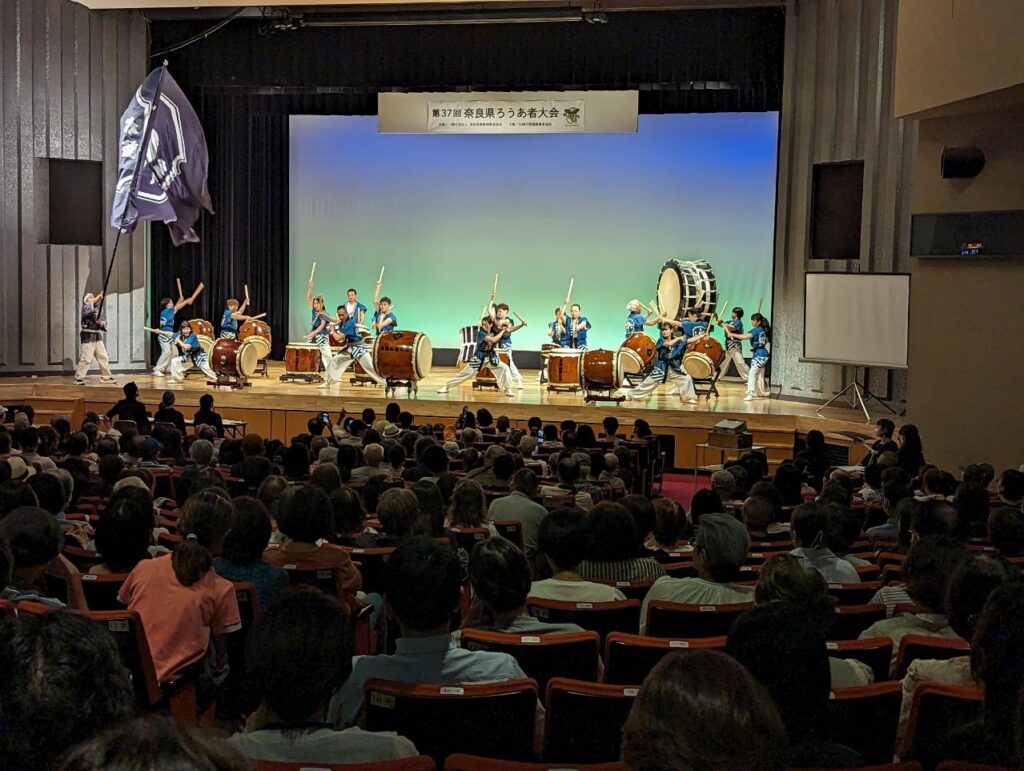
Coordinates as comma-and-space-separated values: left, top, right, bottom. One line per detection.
802, 273, 910, 369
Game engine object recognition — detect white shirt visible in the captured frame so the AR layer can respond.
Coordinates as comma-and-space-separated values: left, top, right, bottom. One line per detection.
790, 546, 861, 584
229, 726, 417, 763
488, 492, 549, 554
528, 578, 626, 604
639, 577, 755, 635
859, 612, 961, 677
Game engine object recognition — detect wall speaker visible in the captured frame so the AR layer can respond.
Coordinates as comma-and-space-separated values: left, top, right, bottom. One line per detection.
810, 161, 864, 261
940, 146, 985, 179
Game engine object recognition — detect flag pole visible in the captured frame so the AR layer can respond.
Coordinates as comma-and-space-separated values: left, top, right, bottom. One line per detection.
98, 62, 168, 319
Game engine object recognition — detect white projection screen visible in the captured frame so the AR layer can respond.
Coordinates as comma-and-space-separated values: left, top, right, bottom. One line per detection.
802, 273, 910, 369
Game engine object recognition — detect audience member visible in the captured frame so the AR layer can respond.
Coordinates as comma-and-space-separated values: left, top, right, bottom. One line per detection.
447, 479, 496, 535
896, 424, 925, 478
16, 427, 57, 471
689, 488, 724, 528
0, 479, 38, 516
710, 469, 737, 501
153, 390, 187, 434
579, 501, 665, 583
530, 508, 625, 602
106, 382, 151, 433
539, 458, 594, 511
92, 487, 158, 575
351, 443, 388, 482
410, 480, 446, 538
789, 502, 860, 583
193, 394, 225, 439
487, 468, 547, 558
214, 496, 289, 609
644, 498, 685, 561
0, 506, 85, 609
989, 505, 1024, 556
996, 468, 1024, 507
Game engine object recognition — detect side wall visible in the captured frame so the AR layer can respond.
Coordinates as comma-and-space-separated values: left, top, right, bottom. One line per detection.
0, 0, 148, 374
772, 0, 915, 408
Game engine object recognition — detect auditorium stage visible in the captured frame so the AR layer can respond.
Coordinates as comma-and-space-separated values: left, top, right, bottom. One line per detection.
0, 364, 877, 472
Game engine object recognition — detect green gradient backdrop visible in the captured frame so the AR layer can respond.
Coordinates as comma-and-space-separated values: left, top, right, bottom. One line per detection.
289, 113, 777, 350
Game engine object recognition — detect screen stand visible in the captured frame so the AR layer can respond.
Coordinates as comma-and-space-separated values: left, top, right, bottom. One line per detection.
816, 379, 896, 424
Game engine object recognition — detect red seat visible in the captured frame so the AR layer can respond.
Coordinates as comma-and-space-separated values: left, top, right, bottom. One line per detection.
894, 635, 969, 680
79, 572, 129, 611
856, 563, 881, 582
448, 527, 491, 552
460, 630, 600, 697
936, 763, 1014, 771
589, 578, 654, 602
363, 678, 538, 764
492, 520, 524, 550
644, 600, 754, 639
661, 561, 696, 578
905, 684, 983, 767
254, 758, 436, 771
828, 682, 902, 764
445, 756, 627, 771
0, 598, 16, 618
341, 546, 395, 595
224, 582, 261, 715
544, 678, 638, 763
603, 632, 726, 685
281, 564, 343, 599
828, 580, 883, 605
525, 598, 641, 645
827, 637, 894, 683
831, 604, 887, 640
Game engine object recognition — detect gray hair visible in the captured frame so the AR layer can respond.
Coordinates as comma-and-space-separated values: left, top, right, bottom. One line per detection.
363, 443, 385, 466
46, 469, 74, 509
695, 513, 750, 582
189, 439, 215, 466
318, 446, 338, 465
518, 436, 537, 457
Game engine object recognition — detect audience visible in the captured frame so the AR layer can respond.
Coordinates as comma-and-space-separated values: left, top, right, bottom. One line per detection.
0, 506, 85, 609
789, 502, 860, 583
107, 382, 151, 433
644, 497, 685, 561
193, 394, 225, 439
447, 479, 496, 535
153, 390, 187, 434
529, 507, 626, 602
213, 495, 289, 609
487, 467, 547, 558
578, 501, 665, 583
91, 487, 158, 575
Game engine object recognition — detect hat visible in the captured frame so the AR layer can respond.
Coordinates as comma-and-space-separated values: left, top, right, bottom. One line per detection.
113, 476, 148, 494
140, 437, 164, 454
6, 455, 36, 481
711, 470, 736, 489
382, 422, 401, 439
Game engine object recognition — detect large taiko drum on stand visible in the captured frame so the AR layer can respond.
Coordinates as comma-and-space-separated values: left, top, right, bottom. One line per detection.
282, 343, 324, 382
211, 339, 261, 380
581, 348, 644, 391
682, 335, 725, 380
546, 348, 582, 391
475, 351, 511, 386
373, 331, 432, 381
239, 319, 272, 360
656, 259, 718, 321
185, 319, 216, 360
620, 333, 658, 374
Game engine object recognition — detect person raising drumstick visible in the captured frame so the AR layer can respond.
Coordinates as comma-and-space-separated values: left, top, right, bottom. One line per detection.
438, 314, 525, 397
718, 305, 750, 380
726, 312, 771, 401
623, 321, 698, 404
370, 267, 397, 335
168, 320, 216, 383
153, 280, 199, 376
305, 265, 333, 374
319, 306, 387, 389
625, 299, 660, 337
219, 284, 253, 340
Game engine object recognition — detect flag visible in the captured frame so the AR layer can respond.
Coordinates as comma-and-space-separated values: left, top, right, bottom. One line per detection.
111, 65, 213, 246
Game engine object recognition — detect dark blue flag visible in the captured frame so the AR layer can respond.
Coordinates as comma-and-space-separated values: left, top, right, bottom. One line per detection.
111, 65, 213, 246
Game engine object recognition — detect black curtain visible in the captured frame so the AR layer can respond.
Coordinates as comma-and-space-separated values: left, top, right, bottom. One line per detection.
149, 9, 785, 360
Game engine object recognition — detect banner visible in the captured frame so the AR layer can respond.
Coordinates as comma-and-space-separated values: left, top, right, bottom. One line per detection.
427, 98, 584, 133
111, 65, 213, 246
379, 91, 638, 134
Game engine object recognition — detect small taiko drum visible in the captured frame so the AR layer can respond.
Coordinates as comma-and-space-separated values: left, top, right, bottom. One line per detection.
683, 335, 725, 380
581, 348, 644, 391
372, 331, 433, 381
476, 351, 511, 383
211, 339, 261, 379
285, 343, 323, 374
621, 332, 658, 373
547, 348, 582, 386
187, 318, 215, 338
239, 319, 272, 360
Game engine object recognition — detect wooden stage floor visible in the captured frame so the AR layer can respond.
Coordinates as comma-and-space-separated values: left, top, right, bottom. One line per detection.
1, 363, 878, 470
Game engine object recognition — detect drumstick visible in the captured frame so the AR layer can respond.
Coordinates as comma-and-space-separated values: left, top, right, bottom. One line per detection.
649, 298, 661, 317
143, 326, 170, 336
189, 282, 205, 304
309, 262, 317, 283
176, 278, 183, 298
756, 297, 764, 315
492, 274, 499, 299
248, 312, 267, 321
377, 265, 385, 285
244, 284, 250, 303
512, 311, 528, 325
566, 278, 574, 305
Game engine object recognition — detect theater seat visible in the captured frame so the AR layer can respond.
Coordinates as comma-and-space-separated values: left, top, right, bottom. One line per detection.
828, 580, 884, 606
341, 546, 395, 594
460, 629, 600, 696
492, 520, 524, 550
281, 565, 343, 599
445, 754, 628, 771
828, 682, 902, 764
827, 637, 894, 683
544, 678, 638, 763
590, 578, 654, 602
79, 572, 129, 611
894, 635, 969, 680
525, 598, 641, 644
224, 582, 260, 716
253, 758, 436, 771
831, 604, 887, 640
363, 678, 538, 764
603, 632, 726, 685
904, 684, 983, 767
644, 601, 754, 639
448, 527, 491, 552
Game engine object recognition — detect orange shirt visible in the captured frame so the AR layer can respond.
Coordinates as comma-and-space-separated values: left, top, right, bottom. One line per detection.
262, 542, 362, 603
119, 554, 241, 682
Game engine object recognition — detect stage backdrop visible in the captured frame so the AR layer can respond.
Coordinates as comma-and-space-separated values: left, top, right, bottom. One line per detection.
289, 112, 777, 353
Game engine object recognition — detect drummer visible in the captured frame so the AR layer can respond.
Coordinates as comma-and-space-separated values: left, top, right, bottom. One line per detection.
661, 307, 709, 338
720, 306, 750, 380
169, 320, 217, 383
219, 297, 251, 340
345, 288, 367, 327
548, 307, 569, 347
625, 300, 659, 337
492, 302, 525, 391
153, 292, 193, 377
305, 280, 333, 373
438, 315, 520, 397
727, 312, 771, 401
320, 306, 386, 389
566, 304, 590, 349
622, 322, 698, 404
372, 296, 397, 335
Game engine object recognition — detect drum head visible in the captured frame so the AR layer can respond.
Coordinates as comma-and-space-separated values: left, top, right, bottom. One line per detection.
616, 348, 645, 385
238, 339, 261, 377
413, 334, 433, 380
247, 335, 271, 359
198, 335, 215, 357
657, 267, 681, 321
683, 352, 715, 380
656, 259, 718, 320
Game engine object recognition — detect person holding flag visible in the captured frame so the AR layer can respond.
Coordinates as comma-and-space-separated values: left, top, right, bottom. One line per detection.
74, 292, 118, 385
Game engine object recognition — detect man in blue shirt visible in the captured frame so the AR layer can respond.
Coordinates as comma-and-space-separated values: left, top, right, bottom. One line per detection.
624, 300, 658, 337
329, 537, 527, 727
623, 323, 698, 404
219, 296, 250, 340
547, 307, 568, 347
566, 304, 590, 349
320, 306, 386, 389
344, 288, 368, 331
719, 306, 749, 380
153, 291, 194, 376
493, 302, 525, 390
168, 320, 216, 382
438, 316, 519, 397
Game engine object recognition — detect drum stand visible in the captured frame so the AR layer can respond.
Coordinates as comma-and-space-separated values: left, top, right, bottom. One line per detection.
254, 358, 269, 378
279, 372, 323, 384
208, 375, 250, 390
691, 368, 722, 400
383, 378, 418, 399
473, 374, 500, 391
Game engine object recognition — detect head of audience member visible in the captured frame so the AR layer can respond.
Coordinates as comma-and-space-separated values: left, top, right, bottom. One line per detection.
689, 489, 724, 529
748, 481, 783, 521
274, 485, 331, 548
952, 483, 990, 540
988, 506, 1024, 557
692, 512, 750, 583
575, 424, 597, 449
650, 498, 683, 551
726, 601, 832, 755
710, 470, 737, 501
492, 453, 516, 487
189, 439, 215, 468
326, 487, 365, 541
220, 496, 273, 568
790, 502, 830, 550
0, 481, 38, 517
172, 492, 235, 587
95, 455, 124, 491
387, 443, 407, 473
467, 537, 532, 629
542, 424, 559, 444
449, 480, 486, 528
742, 495, 776, 539
413, 436, 435, 463
309, 463, 342, 495
411, 480, 446, 538
377, 488, 418, 542
282, 443, 311, 481
198, 393, 216, 413
556, 458, 582, 490
619, 494, 654, 547
755, 555, 836, 634
27, 471, 70, 517
0, 610, 135, 769
601, 416, 620, 439
946, 553, 1022, 641
94, 488, 154, 574
621, 650, 786, 771
911, 498, 959, 544
384, 536, 462, 637
0, 506, 61, 587
817, 479, 852, 507
240, 455, 273, 493
903, 535, 969, 615
723, 463, 749, 498
539, 507, 592, 575
585, 501, 641, 563
256, 474, 289, 516
633, 418, 652, 439
997, 468, 1024, 506
823, 504, 863, 558
503, 467, 535, 501
897, 423, 923, 454
863, 462, 884, 493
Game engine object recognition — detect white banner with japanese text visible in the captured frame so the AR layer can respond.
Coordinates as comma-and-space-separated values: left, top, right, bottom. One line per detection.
379, 91, 637, 134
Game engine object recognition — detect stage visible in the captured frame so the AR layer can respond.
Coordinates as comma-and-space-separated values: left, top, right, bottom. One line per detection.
1, 363, 878, 473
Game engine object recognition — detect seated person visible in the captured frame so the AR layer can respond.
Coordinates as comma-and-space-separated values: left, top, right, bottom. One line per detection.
989, 506, 1024, 557
487, 453, 516, 492
788, 503, 860, 584
529, 508, 626, 603
995, 468, 1024, 507
357, 487, 417, 547
459, 537, 583, 640
330, 536, 528, 727
539, 459, 594, 512
741, 495, 778, 542
446, 480, 497, 537
859, 535, 970, 676
214, 496, 289, 610
229, 587, 417, 763
488, 468, 548, 559
91, 487, 159, 575
578, 502, 666, 583
640, 513, 754, 634
824, 503, 872, 567
193, 394, 225, 439
107, 381, 151, 433
644, 498, 686, 562
464, 446, 506, 488
0, 506, 85, 609
351, 443, 389, 483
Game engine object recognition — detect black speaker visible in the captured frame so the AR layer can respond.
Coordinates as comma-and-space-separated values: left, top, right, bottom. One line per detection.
46, 159, 103, 246
810, 161, 864, 261
940, 146, 985, 179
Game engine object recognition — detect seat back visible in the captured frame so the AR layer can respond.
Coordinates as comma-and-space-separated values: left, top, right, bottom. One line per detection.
85, 608, 162, 708
590, 579, 654, 603
525, 598, 641, 644
645, 601, 754, 639
445, 756, 628, 771
364, 678, 538, 764
604, 632, 726, 685
895, 634, 969, 679
827, 637, 894, 683
342, 546, 395, 594
905, 684, 984, 766
544, 678, 638, 763
224, 582, 261, 716
461, 630, 600, 696
448, 527, 491, 552
828, 580, 883, 605
828, 682, 902, 764
830, 603, 888, 640
254, 758, 436, 771
281, 565, 340, 598
80, 572, 129, 611
492, 520, 524, 550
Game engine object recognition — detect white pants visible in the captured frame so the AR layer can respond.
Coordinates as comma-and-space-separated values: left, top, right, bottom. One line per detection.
503, 348, 524, 388
315, 337, 333, 373
170, 353, 215, 382
75, 339, 113, 379
627, 367, 696, 401
447, 358, 512, 391
746, 357, 770, 396
722, 347, 749, 379
326, 347, 386, 386
154, 336, 174, 374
